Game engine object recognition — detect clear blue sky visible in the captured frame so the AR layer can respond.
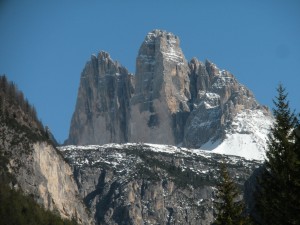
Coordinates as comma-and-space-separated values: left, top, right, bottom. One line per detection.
0, 0, 299, 143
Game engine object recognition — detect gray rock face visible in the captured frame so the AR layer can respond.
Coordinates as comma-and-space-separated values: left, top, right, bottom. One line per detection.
66, 52, 134, 145
59, 144, 261, 225
184, 59, 268, 147
66, 29, 271, 149
130, 30, 191, 145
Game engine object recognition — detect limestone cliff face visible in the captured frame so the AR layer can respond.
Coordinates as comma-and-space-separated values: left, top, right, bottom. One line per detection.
130, 30, 190, 145
0, 75, 93, 224
17, 142, 93, 224
0, 123, 93, 224
60, 144, 260, 225
66, 52, 134, 145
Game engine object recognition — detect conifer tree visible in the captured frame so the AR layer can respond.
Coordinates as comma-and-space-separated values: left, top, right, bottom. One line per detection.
214, 162, 249, 225
289, 126, 300, 223
255, 84, 300, 225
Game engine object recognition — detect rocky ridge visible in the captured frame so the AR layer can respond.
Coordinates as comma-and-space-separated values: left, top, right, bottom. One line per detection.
66, 30, 272, 155
59, 143, 261, 225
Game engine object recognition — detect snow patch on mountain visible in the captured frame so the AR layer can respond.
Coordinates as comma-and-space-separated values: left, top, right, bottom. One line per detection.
203, 92, 220, 109
201, 109, 273, 160
59, 143, 260, 171
61, 109, 272, 161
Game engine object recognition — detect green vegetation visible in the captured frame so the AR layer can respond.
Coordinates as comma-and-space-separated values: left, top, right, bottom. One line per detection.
0, 75, 43, 129
213, 162, 250, 225
255, 84, 300, 225
0, 75, 52, 146
0, 183, 78, 225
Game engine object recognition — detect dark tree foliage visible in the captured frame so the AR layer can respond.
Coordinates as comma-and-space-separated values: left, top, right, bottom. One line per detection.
255, 84, 300, 225
213, 162, 250, 225
0, 75, 51, 142
0, 183, 78, 225
0, 74, 42, 129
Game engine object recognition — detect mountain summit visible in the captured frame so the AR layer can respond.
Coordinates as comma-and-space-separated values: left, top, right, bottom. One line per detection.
66, 51, 134, 145
65, 30, 272, 159
130, 30, 190, 145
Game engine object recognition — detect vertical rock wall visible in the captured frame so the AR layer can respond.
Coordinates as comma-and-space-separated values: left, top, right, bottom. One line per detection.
66, 52, 134, 145
130, 30, 190, 145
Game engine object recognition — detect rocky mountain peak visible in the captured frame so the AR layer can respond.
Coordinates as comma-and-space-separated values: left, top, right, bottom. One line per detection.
184, 58, 271, 148
139, 29, 184, 66
66, 29, 272, 152
66, 51, 134, 145
97, 50, 110, 59
144, 29, 179, 43
130, 30, 190, 145
96, 51, 124, 70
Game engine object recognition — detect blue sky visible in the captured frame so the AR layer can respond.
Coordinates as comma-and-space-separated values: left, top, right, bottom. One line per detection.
0, 0, 299, 143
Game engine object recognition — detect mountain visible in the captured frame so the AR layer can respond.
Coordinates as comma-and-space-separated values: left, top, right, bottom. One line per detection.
59, 143, 260, 225
1, 30, 274, 225
130, 30, 190, 145
66, 52, 134, 145
0, 74, 262, 225
66, 30, 273, 160
0, 76, 94, 225
184, 59, 270, 148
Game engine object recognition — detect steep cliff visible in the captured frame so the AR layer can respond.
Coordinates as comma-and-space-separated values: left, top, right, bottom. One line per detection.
66, 52, 134, 145
130, 30, 191, 145
0, 76, 93, 224
66, 29, 273, 156
59, 144, 260, 225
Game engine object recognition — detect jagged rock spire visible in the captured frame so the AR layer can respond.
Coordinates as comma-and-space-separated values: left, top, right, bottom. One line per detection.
130, 30, 191, 145
66, 51, 134, 145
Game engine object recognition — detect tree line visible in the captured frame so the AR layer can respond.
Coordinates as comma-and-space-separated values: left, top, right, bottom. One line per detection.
0, 183, 78, 225
213, 84, 300, 225
0, 74, 44, 132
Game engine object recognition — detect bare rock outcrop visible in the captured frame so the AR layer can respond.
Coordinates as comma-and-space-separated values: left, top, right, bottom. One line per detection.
184, 59, 269, 147
130, 30, 191, 145
66, 52, 134, 145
